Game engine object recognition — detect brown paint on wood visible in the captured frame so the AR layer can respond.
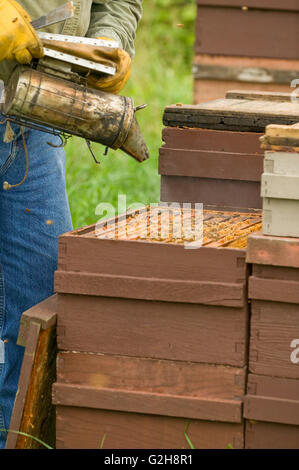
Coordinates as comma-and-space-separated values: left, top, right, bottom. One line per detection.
57, 353, 246, 399
53, 382, 243, 423
57, 294, 248, 366
55, 271, 246, 307
159, 148, 263, 181
252, 264, 299, 282
17, 295, 57, 347
56, 407, 244, 449
58, 235, 248, 283
246, 232, 299, 267
245, 420, 299, 449
249, 277, 299, 304
249, 300, 299, 379
195, 7, 299, 60
247, 374, 299, 401
162, 127, 263, 154
160, 176, 262, 209
245, 396, 299, 427
196, 0, 299, 10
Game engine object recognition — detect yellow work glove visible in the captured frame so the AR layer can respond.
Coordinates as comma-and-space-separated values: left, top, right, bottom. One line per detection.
0, 0, 43, 64
87, 37, 131, 94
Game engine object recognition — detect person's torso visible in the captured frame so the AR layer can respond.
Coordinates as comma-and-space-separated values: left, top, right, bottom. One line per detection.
0, 0, 110, 82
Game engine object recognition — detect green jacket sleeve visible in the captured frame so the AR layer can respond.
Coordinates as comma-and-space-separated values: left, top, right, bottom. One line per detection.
86, 0, 143, 58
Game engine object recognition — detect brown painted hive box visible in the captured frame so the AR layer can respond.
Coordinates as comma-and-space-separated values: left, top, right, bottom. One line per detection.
195, 1, 299, 60
194, 1, 299, 103
53, 206, 262, 449
245, 232, 299, 448
160, 91, 299, 210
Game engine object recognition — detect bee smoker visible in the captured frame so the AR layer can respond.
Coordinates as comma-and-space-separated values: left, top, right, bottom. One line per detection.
1, 34, 149, 163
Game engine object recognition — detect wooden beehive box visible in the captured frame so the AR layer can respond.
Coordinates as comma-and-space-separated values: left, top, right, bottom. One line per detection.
53, 206, 262, 449
160, 91, 299, 210
194, 1, 299, 103
260, 123, 299, 237
245, 232, 299, 448
6, 296, 57, 449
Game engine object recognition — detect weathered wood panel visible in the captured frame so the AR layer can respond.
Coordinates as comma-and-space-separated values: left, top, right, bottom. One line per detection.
57, 235, 248, 283
159, 148, 263, 181
6, 295, 57, 449
245, 374, 299, 426
55, 271, 246, 307
57, 294, 248, 366
195, 7, 299, 59
162, 127, 263, 154
245, 421, 299, 449
163, 97, 299, 131
249, 277, 299, 304
249, 300, 299, 379
161, 175, 262, 209
246, 232, 299, 268
53, 383, 242, 423
56, 407, 244, 449
57, 353, 246, 399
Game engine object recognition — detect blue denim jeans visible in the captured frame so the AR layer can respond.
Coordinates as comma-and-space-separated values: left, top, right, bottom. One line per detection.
0, 120, 72, 448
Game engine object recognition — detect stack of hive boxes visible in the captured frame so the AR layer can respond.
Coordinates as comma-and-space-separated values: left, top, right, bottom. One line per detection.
160, 90, 299, 211
53, 206, 262, 449
244, 122, 299, 448
245, 233, 299, 448
193, 1, 299, 103
261, 123, 299, 237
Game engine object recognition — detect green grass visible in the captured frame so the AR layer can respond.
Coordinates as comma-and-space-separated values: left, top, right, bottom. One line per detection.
65, 1, 196, 229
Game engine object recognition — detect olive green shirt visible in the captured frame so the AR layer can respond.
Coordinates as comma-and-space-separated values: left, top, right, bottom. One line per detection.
0, 0, 142, 82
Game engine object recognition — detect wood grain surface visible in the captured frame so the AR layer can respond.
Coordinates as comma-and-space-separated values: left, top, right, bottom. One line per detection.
57, 294, 248, 366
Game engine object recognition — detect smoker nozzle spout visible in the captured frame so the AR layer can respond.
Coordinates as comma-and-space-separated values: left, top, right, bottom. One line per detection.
120, 114, 150, 163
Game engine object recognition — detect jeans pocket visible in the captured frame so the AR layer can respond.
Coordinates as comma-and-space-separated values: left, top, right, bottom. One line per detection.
0, 139, 18, 178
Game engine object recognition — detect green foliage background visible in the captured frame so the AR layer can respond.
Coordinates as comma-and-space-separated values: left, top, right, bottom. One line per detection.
65, 0, 196, 229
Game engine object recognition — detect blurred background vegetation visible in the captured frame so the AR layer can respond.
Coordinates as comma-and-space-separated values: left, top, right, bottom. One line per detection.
66, 0, 196, 229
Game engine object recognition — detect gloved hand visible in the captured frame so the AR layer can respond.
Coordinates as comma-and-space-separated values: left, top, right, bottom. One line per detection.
87, 37, 131, 94
0, 0, 43, 64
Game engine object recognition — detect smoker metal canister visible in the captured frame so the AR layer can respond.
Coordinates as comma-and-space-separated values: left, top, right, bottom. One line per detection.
3, 66, 135, 153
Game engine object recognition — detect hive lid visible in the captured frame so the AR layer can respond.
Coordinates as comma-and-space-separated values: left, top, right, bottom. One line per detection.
163, 91, 299, 132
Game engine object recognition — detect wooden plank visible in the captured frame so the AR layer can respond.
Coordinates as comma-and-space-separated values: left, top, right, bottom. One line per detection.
161, 175, 262, 209
56, 407, 244, 449
163, 98, 299, 131
195, 7, 299, 59
261, 173, 299, 199
58, 235, 248, 283
196, 0, 299, 10
57, 353, 246, 399
245, 396, 299, 426
245, 421, 299, 449
246, 232, 299, 267
162, 127, 263, 154
249, 277, 299, 304
52, 383, 243, 423
226, 90, 297, 102
261, 123, 299, 148
252, 264, 299, 282
247, 374, 299, 401
249, 300, 299, 379
263, 198, 299, 238
193, 56, 299, 85
194, 79, 294, 106
6, 296, 57, 449
159, 148, 263, 181
57, 294, 248, 366
264, 151, 299, 176
17, 295, 57, 347
54, 271, 246, 307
